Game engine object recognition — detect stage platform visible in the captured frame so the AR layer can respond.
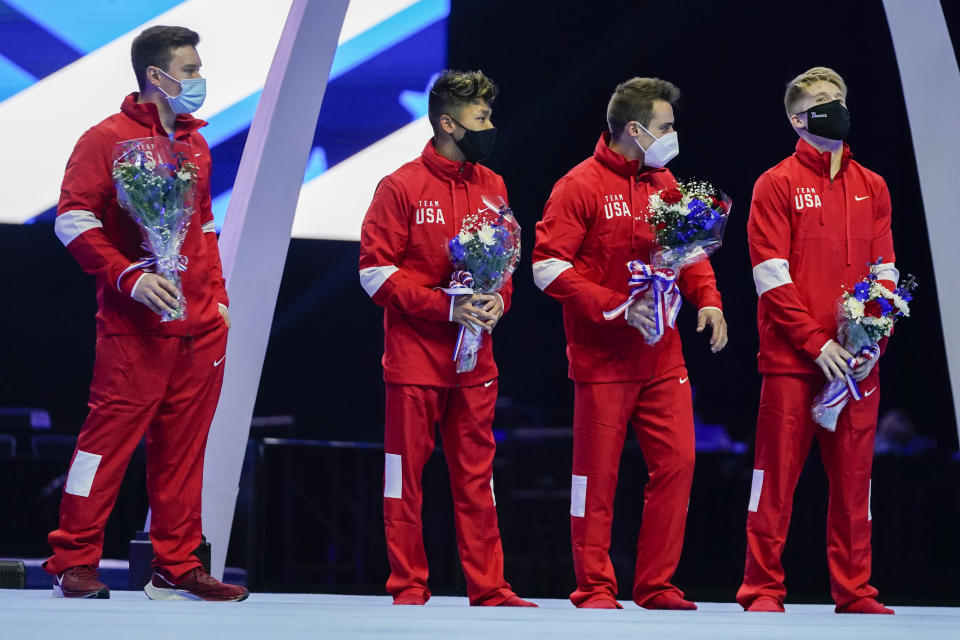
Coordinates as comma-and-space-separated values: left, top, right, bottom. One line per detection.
2, 592, 959, 640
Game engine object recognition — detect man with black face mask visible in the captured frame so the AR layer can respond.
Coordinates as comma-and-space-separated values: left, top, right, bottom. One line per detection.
738, 67, 898, 614
359, 69, 534, 608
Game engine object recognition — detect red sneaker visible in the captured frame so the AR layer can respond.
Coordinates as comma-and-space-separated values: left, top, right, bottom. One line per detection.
53, 565, 109, 599
496, 595, 538, 607
393, 593, 426, 605
144, 567, 249, 602
746, 596, 785, 612
641, 592, 698, 610
836, 597, 894, 614
579, 597, 622, 609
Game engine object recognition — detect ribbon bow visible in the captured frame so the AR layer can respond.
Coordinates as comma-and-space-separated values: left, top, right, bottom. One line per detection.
818, 344, 881, 411
603, 260, 682, 343
116, 250, 189, 292
443, 270, 475, 295
437, 270, 484, 371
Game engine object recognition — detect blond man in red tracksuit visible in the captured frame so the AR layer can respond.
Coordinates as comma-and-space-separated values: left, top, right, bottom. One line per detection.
533, 77, 728, 610
46, 26, 246, 601
359, 70, 534, 607
737, 67, 897, 614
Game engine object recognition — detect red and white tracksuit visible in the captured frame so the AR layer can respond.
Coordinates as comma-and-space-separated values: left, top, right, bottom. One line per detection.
359, 140, 518, 604
45, 94, 229, 581
738, 138, 897, 609
533, 133, 723, 607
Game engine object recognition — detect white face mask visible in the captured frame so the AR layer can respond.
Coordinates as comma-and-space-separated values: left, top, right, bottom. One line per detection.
634, 122, 679, 168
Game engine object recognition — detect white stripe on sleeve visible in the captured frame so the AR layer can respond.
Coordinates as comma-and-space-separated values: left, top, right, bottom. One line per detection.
54, 210, 103, 246
752, 258, 793, 296
359, 265, 399, 297
202, 220, 217, 233
532, 258, 573, 291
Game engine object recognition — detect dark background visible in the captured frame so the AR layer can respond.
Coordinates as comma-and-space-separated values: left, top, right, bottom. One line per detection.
1, 0, 958, 604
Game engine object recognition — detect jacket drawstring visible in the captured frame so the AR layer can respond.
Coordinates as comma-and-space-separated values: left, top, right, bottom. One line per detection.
842, 175, 851, 266
451, 179, 459, 230
820, 172, 827, 226
630, 175, 637, 254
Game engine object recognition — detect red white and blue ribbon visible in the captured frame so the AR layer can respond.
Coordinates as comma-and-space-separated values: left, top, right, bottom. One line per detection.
603, 260, 682, 342
823, 344, 880, 407
442, 270, 475, 296
116, 251, 189, 291
812, 344, 881, 430
439, 270, 484, 370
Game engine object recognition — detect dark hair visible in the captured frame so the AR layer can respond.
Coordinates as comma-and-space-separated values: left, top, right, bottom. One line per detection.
131, 25, 200, 92
606, 77, 680, 137
428, 69, 498, 131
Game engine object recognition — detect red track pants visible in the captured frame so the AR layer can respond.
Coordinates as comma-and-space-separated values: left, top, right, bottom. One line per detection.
383, 380, 515, 605
45, 325, 227, 580
737, 372, 881, 609
570, 365, 695, 607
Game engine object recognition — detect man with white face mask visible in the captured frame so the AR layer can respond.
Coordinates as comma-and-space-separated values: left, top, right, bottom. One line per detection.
46, 25, 245, 602
533, 77, 727, 609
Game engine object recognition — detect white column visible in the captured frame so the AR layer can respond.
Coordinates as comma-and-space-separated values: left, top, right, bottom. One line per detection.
883, 0, 960, 449
201, 0, 350, 579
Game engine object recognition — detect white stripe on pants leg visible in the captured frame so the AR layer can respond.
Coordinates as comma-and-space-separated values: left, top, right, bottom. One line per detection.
384, 453, 402, 499
65, 450, 102, 497
748, 469, 764, 512
571, 475, 587, 517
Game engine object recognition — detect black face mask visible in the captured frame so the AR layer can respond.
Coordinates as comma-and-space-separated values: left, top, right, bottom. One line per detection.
800, 99, 851, 141
450, 116, 497, 163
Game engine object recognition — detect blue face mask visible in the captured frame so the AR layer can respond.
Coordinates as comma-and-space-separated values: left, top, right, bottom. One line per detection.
156, 68, 206, 114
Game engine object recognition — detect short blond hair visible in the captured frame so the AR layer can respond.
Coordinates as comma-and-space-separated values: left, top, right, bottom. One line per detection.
784, 66, 847, 115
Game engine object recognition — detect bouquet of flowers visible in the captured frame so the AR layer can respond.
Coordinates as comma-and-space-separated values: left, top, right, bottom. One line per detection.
444, 196, 521, 373
647, 179, 731, 270
112, 137, 199, 322
604, 179, 731, 345
811, 262, 917, 431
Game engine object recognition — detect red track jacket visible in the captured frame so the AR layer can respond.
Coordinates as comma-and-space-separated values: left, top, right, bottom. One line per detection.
359, 140, 513, 387
533, 133, 723, 383
55, 93, 228, 337
748, 138, 897, 374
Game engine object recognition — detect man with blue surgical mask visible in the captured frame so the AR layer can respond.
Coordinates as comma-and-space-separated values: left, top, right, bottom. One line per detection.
143, 42, 207, 129
45, 25, 244, 602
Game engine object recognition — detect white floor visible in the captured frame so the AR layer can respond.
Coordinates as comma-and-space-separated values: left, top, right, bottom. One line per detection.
2, 592, 959, 640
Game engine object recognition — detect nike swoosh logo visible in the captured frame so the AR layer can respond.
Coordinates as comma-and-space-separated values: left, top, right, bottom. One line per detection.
854, 195, 870, 201
213, 356, 226, 367
864, 387, 877, 397
484, 380, 495, 388
679, 377, 689, 384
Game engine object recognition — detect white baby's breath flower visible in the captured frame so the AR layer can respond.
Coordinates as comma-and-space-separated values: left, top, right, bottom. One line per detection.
177, 169, 193, 181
